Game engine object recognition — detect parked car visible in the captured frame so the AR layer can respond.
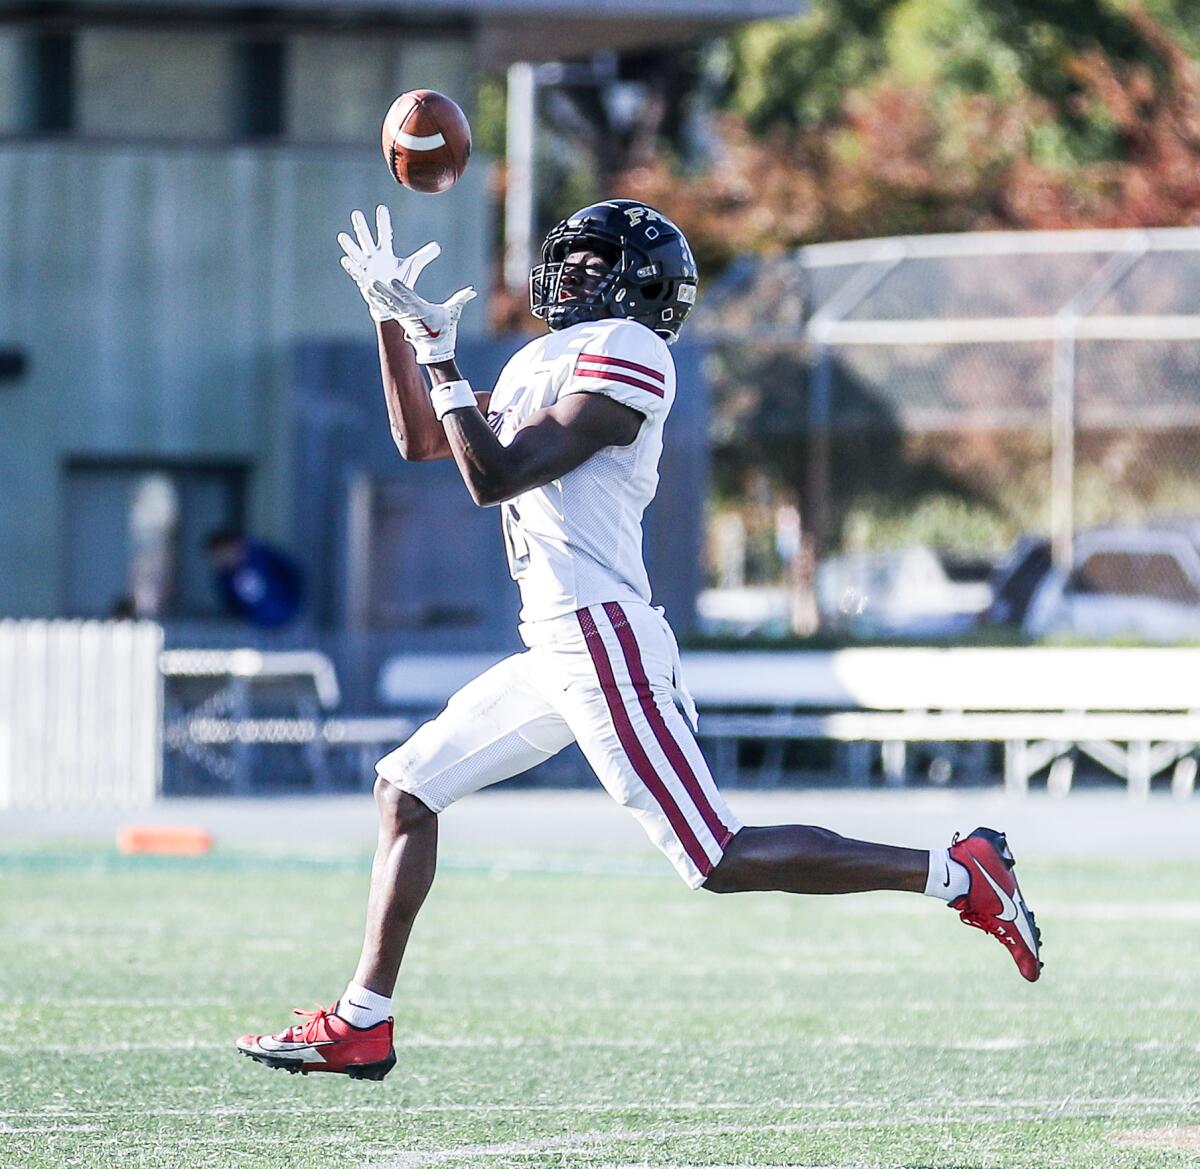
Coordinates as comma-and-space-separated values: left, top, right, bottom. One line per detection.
816, 545, 993, 638
1024, 527, 1200, 642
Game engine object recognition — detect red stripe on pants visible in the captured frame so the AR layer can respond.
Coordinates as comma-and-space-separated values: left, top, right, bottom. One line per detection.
602, 603, 734, 849
576, 607, 713, 876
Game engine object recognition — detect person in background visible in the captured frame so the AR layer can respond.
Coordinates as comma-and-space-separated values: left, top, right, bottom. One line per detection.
205, 530, 304, 629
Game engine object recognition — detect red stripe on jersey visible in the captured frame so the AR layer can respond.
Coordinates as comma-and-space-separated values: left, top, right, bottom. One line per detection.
576, 352, 666, 382
602, 603, 734, 849
576, 606, 713, 877
573, 367, 665, 399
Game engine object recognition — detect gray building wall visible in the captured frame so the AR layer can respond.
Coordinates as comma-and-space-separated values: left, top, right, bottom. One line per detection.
0, 1, 777, 625
0, 140, 490, 617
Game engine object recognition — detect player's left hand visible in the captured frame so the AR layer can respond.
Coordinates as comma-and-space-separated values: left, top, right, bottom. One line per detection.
338, 205, 440, 323
371, 278, 477, 365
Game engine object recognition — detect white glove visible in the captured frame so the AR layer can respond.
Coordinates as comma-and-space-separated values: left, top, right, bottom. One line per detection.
370, 277, 477, 365
338, 205, 440, 323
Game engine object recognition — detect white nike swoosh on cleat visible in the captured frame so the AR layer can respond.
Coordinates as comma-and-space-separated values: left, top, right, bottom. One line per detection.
972, 857, 1040, 958
972, 857, 1018, 923
254, 1040, 330, 1063
258, 1036, 335, 1056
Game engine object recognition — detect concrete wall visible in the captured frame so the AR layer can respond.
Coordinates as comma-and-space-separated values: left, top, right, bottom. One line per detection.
0, 140, 491, 616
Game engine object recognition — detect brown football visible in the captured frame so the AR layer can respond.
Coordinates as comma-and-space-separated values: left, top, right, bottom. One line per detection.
381, 90, 471, 194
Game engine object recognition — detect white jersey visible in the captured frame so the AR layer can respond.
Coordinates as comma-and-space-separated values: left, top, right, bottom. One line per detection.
486, 318, 675, 625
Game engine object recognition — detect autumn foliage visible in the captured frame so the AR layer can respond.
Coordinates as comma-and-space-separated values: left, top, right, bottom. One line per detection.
614, 9, 1200, 274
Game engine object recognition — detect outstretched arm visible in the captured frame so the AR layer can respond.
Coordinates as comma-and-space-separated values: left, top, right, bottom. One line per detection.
337, 206, 488, 462
375, 322, 489, 462
427, 359, 641, 507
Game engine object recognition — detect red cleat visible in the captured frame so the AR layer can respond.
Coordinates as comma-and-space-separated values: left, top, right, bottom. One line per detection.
948, 827, 1043, 982
236, 1005, 396, 1079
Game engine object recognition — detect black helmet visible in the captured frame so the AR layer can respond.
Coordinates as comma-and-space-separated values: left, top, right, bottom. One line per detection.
529, 199, 699, 343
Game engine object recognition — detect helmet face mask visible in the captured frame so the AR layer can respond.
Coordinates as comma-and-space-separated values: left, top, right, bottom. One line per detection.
529, 200, 699, 343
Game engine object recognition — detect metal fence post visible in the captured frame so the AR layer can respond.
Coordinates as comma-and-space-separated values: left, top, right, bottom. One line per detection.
807, 341, 833, 562
1050, 330, 1076, 572
1052, 233, 1150, 571
799, 239, 908, 619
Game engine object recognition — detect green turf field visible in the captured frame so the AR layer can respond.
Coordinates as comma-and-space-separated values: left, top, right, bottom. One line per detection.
2, 843, 1198, 1168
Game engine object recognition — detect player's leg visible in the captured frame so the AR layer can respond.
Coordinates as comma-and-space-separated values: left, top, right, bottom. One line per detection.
704, 823, 926, 894
353, 657, 573, 997
558, 603, 1041, 981
236, 652, 575, 1077
554, 602, 743, 889
562, 605, 918, 893
709, 821, 1040, 980
350, 780, 437, 999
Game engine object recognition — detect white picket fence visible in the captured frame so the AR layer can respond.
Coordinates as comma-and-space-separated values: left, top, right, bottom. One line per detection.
0, 620, 163, 809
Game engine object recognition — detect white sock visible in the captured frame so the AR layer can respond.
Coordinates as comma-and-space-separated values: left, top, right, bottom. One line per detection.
924, 848, 970, 902
335, 981, 392, 1028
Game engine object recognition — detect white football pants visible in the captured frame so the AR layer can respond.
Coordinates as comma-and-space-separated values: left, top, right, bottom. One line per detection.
376, 600, 741, 888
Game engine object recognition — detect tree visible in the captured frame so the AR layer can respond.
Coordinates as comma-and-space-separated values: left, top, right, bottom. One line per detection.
614, 2, 1200, 274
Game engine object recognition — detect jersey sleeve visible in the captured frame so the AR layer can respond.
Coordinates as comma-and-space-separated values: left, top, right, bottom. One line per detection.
560, 322, 671, 418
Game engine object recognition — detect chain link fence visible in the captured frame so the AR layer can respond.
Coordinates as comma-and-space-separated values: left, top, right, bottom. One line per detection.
695, 228, 1200, 641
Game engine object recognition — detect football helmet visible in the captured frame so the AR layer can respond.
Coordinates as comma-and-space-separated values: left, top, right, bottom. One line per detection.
529, 199, 699, 343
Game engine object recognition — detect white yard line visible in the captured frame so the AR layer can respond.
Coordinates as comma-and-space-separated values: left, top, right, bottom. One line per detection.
1067, 902, 1200, 921
0, 1040, 231, 1054
7, 1035, 1198, 1056
1, 1097, 1193, 1121
0, 997, 236, 1008
0, 1124, 104, 1135
360, 1110, 1200, 1169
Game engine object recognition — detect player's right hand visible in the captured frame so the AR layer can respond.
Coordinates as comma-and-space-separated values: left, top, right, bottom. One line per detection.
338, 205, 440, 323
369, 278, 477, 366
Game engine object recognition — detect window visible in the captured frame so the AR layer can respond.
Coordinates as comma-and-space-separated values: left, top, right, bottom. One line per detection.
77, 29, 236, 140
1067, 552, 1200, 605
285, 35, 470, 144
62, 460, 247, 619
286, 35, 400, 144
0, 31, 19, 133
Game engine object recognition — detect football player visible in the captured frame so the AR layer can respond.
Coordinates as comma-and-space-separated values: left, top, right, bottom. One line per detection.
236, 200, 1041, 1080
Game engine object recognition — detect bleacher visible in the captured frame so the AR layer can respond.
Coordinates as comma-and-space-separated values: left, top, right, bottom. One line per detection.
379, 645, 1200, 798
5, 621, 1199, 807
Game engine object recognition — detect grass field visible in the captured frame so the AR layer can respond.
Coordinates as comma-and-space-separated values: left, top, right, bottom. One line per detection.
2, 838, 1199, 1169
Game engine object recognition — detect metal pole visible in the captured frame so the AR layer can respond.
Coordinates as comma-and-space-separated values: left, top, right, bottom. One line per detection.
798, 240, 907, 630
807, 342, 833, 563
504, 62, 536, 292
1049, 233, 1149, 573
1050, 330, 1076, 572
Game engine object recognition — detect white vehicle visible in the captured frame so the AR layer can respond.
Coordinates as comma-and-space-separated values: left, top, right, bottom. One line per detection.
1024, 527, 1200, 643
816, 545, 993, 638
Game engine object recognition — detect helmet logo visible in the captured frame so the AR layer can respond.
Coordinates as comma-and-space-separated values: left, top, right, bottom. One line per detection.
677, 284, 696, 304
623, 205, 664, 226
636, 264, 660, 279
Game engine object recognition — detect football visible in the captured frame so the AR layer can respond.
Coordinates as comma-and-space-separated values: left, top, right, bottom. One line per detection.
381, 90, 472, 194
